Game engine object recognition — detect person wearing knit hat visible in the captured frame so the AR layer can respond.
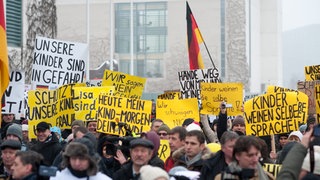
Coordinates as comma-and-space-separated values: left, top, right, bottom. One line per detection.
157, 124, 170, 140
21, 124, 29, 144
71, 120, 85, 132
231, 115, 245, 135
6, 124, 28, 151
186, 122, 202, 132
0, 139, 21, 179
6, 124, 22, 141
50, 126, 62, 142
140, 165, 169, 180
288, 131, 303, 142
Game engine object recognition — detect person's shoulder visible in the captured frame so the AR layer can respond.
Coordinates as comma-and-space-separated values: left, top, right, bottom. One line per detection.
94, 172, 112, 180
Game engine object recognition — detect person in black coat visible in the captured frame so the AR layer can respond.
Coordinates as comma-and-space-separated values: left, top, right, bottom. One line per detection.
30, 122, 62, 166
200, 131, 239, 180
113, 139, 154, 180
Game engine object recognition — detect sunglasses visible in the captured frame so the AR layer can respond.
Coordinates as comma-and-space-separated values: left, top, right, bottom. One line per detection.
158, 133, 168, 136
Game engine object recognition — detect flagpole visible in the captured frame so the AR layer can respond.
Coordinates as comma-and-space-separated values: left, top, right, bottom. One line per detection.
201, 37, 217, 69
130, 0, 134, 75
109, 0, 114, 71
86, 0, 90, 80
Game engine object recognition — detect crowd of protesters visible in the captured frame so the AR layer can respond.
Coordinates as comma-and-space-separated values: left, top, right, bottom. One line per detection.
0, 100, 319, 180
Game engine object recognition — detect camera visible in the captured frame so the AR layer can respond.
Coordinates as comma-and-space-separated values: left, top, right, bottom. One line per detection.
38, 165, 58, 177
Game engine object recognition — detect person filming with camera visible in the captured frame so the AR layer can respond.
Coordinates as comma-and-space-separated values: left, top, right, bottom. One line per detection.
214, 136, 273, 180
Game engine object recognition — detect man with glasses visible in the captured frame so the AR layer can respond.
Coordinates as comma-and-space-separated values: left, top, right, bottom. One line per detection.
157, 124, 170, 140
30, 121, 62, 166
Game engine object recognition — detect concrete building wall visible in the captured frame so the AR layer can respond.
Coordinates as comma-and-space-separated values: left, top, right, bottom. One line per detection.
6, 0, 283, 95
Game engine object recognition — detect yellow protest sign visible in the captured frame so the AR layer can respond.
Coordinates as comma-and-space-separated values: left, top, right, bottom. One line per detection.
315, 85, 320, 123
73, 86, 114, 121
244, 92, 308, 136
156, 98, 199, 128
96, 95, 152, 136
102, 70, 146, 99
263, 163, 281, 178
305, 65, 320, 81
200, 82, 243, 116
267, 85, 308, 105
267, 85, 298, 94
158, 140, 170, 162
297, 80, 320, 114
158, 91, 181, 100
27, 84, 81, 139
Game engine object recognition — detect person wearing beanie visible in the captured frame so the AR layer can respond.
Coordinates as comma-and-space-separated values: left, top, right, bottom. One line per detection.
288, 131, 303, 142
65, 120, 86, 143
231, 115, 245, 135
186, 122, 202, 132
0, 139, 22, 178
6, 124, 22, 141
21, 124, 29, 143
50, 142, 111, 180
157, 124, 170, 140
140, 165, 169, 180
6, 123, 28, 151
71, 120, 85, 130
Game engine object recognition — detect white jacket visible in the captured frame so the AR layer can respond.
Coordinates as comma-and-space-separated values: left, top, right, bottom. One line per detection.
50, 168, 111, 180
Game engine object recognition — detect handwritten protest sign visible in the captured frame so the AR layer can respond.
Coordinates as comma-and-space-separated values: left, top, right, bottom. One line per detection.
267, 85, 308, 104
73, 86, 114, 121
156, 98, 199, 128
178, 68, 220, 99
31, 36, 88, 89
102, 70, 146, 99
158, 140, 170, 162
245, 92, 308, 136
263, 163, 281, 178
305, 65, 320, 81
158, 91, 180, 100
297, 80, 320, 114
200, 82, 243, 116
2, 71, 25, 116
315, 85, 320, 123
27, 83, 83, 139
96, 95, 152, 136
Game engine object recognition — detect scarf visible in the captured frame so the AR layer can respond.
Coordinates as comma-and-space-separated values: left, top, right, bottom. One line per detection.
68, 165, 88, 178
185, 152, 202, 167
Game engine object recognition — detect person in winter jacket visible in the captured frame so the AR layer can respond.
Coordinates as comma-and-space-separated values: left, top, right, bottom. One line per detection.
200, 131, 239, 180
50, 141, 111, 180
113, 138, 154, 180
214, 136, 273, 180
173, 130, 207, 172
30, 122, 62, 166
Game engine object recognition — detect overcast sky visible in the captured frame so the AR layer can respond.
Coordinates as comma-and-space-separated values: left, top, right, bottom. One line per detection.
282, 0, 320, 31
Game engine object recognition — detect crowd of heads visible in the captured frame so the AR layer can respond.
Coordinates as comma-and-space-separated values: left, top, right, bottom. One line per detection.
0, 105, 319, 180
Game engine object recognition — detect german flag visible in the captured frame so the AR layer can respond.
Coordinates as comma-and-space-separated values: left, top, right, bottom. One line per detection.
0, 0, 10, 112
186, 1, 205, 70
